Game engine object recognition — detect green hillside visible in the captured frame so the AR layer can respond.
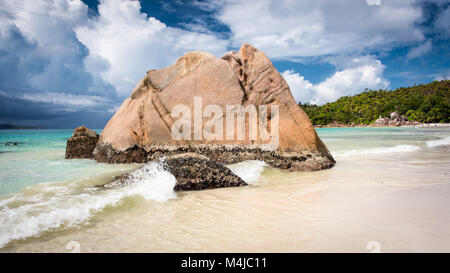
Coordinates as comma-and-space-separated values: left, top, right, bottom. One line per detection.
299, 80, 450, 125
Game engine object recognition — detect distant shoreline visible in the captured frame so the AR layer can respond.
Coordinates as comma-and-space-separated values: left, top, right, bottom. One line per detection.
315, 123, 450, 128
0, 127, 47, 130
0, 124, 47, 130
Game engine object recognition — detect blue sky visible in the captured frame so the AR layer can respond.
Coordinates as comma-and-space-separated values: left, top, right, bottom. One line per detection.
0, 0, 449, 128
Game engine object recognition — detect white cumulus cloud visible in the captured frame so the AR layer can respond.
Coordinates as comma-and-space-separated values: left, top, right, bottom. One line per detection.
282, 56, 389, 105
214, 0, 424, 60
0, 0, 229, 101
75, 0, 229, 96
0, 0, 101, 93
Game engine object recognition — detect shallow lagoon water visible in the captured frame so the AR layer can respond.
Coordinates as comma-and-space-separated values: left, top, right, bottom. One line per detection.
0, 127, 449, 252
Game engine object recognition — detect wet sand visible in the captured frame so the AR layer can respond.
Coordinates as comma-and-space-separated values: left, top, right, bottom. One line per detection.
3, 148, 450, 253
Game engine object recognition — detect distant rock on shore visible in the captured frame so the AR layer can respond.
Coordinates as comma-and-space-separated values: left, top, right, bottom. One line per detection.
313, 112, 424, 128
93, 43, 335, 172
371, 112, 421, 127
65, 126, 99, 159
314, 112, 422, 128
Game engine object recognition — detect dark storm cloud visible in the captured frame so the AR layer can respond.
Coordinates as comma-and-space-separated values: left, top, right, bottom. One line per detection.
0, 89, 117, 129
0, 25, 48, 90
0, 92, 56, 120
0, 20, 108, 95
0, 1, 119, 128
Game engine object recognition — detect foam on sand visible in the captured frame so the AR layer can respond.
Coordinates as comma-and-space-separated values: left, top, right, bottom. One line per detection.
426, 136, 450, 148
0, 162, 176, 248
333, 144, 421, 158
227, 160, 267, 184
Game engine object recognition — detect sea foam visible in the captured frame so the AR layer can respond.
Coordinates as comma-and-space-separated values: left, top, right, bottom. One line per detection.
227, 160, 267, 184
0, 162, 176, 248
333, 144, 421, 157
426, 136, 450, 148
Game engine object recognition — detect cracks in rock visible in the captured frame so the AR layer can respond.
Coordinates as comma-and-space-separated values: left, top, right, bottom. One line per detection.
252, 65, 274, 88
143, 75, 161, 93
130, 101, 148, 148
151, 92, 174, 132
132, 73, 175, 147
223, 52, 250, 106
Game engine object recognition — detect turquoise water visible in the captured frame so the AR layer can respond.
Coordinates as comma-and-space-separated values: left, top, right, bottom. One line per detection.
318, 127, 449, 151
0, 129, 122, 196
0, 129, 77, 152
0, 127, 449, 251
1, 127, 448, 196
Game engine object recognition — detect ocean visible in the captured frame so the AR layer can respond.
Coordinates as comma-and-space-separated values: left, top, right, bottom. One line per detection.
0, 127, 449, 252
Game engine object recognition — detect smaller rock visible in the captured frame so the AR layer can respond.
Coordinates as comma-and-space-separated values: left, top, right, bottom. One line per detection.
99, 153, 247, 191
5, 142, 18, 146
165, 153, 247, 191
65, 126, 99, 159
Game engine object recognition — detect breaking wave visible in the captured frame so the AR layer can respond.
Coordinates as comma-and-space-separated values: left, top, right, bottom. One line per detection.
333, 144, 421, 157
227, 160, 267, 184
426, 136, 450, 148
0, 162, 176, 248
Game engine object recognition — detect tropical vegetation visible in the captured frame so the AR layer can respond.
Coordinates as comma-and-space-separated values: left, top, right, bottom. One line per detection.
299, 80, 450, 125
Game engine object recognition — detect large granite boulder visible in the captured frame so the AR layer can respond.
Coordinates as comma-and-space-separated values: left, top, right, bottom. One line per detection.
65, 126, 99, 159
100, 153, 247, 191
93, 44, 335, 171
